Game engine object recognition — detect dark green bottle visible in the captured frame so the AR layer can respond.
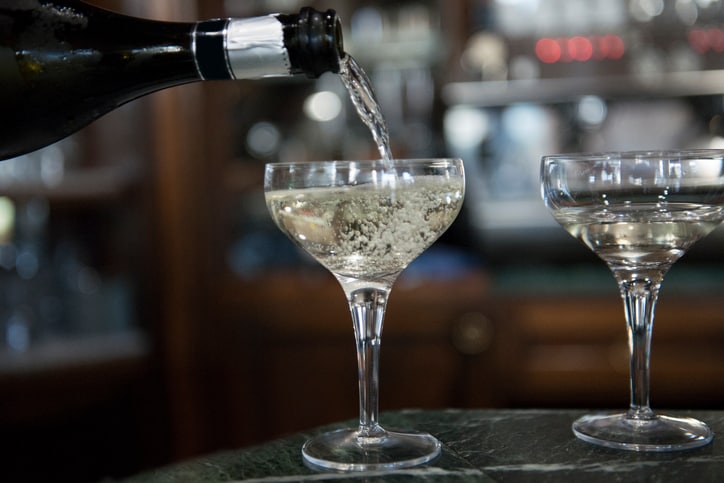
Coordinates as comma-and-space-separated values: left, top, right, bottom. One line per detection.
0, 1, 344, 160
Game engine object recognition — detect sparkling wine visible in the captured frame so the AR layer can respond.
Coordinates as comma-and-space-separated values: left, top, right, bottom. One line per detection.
266, 176, 464, 279
555, 203, 723, 269
542, 150, 724, 453
338, 55, 393, 163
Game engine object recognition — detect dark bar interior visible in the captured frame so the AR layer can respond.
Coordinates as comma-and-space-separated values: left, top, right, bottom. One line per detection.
2, 0, 724, 481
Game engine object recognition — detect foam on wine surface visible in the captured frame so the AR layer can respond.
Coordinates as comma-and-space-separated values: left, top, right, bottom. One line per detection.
266, 176, 464, 279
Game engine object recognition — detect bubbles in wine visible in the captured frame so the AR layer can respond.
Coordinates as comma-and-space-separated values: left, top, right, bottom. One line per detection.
266, 177, 464, 279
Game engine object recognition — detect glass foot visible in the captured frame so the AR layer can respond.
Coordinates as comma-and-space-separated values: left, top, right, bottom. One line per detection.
573, 412, 714, 452
302, 427, 441, 471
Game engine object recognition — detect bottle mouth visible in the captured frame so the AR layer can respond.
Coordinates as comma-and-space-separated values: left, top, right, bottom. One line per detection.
295, 7, 345, 77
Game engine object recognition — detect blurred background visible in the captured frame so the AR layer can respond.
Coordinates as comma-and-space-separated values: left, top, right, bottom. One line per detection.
2, 0, 724, 481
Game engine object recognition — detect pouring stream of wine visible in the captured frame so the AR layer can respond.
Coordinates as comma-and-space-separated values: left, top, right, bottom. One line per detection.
339, 55, 394, 166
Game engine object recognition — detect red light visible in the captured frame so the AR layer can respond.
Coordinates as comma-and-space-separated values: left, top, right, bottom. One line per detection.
689, 29, 709, 53
536, 34, 625, 64
687, 28, 724, 53
536, 38, 562, 64
599, 34, 625, 60
568, 36, 593, 61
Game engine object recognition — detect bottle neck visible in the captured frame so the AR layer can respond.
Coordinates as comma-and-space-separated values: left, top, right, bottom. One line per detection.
193, 8, 343, 81
280, 7, 344, 78
194, 15, 293, 81
192, 18, 234, 80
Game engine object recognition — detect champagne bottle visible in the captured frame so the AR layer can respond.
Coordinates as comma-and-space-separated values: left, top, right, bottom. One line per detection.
0, 1, 345, 161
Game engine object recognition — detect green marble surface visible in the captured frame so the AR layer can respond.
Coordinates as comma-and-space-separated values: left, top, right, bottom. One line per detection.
125, 409, 724, 482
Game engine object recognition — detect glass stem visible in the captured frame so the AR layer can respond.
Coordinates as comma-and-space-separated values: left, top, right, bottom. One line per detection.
618, 276, 662, 420
346, 286, 390, 439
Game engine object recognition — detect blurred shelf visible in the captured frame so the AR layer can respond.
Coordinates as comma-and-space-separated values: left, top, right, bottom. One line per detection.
0, 163, 140, 203
490, 263, 724, 295
346, 35, 445, 65
0, 328, 150, 377
443, 69, 724, 107
217, 268, 490, 335
0, 329, 152, 425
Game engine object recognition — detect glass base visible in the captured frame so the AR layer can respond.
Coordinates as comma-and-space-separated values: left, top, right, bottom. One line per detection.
573, 412, 714, 452
302, 427, 441, 471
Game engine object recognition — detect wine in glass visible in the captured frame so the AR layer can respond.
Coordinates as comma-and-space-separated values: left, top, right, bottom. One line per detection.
265, 158, 465, 470
541, 149, 724, 451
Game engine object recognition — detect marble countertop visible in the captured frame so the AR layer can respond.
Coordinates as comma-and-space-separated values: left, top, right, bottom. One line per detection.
125, 409, 724, 482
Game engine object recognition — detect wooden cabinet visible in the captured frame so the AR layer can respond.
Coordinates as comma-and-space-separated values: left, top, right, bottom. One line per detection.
203, 270, 724, 446
211, 270, 496, 442
0, 2, 192, 481
0, 72, 164, 483
494, 292, 724, 408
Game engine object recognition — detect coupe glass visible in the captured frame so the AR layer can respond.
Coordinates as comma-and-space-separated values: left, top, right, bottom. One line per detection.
541, 150, 724, 451
264, 158, 465, 470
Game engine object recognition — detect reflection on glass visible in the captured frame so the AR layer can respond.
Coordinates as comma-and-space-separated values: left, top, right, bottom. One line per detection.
265, 158, 464, 470
542, 149, 724, 451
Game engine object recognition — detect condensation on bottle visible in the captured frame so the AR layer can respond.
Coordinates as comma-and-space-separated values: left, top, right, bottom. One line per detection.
0, 1, 345, 160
